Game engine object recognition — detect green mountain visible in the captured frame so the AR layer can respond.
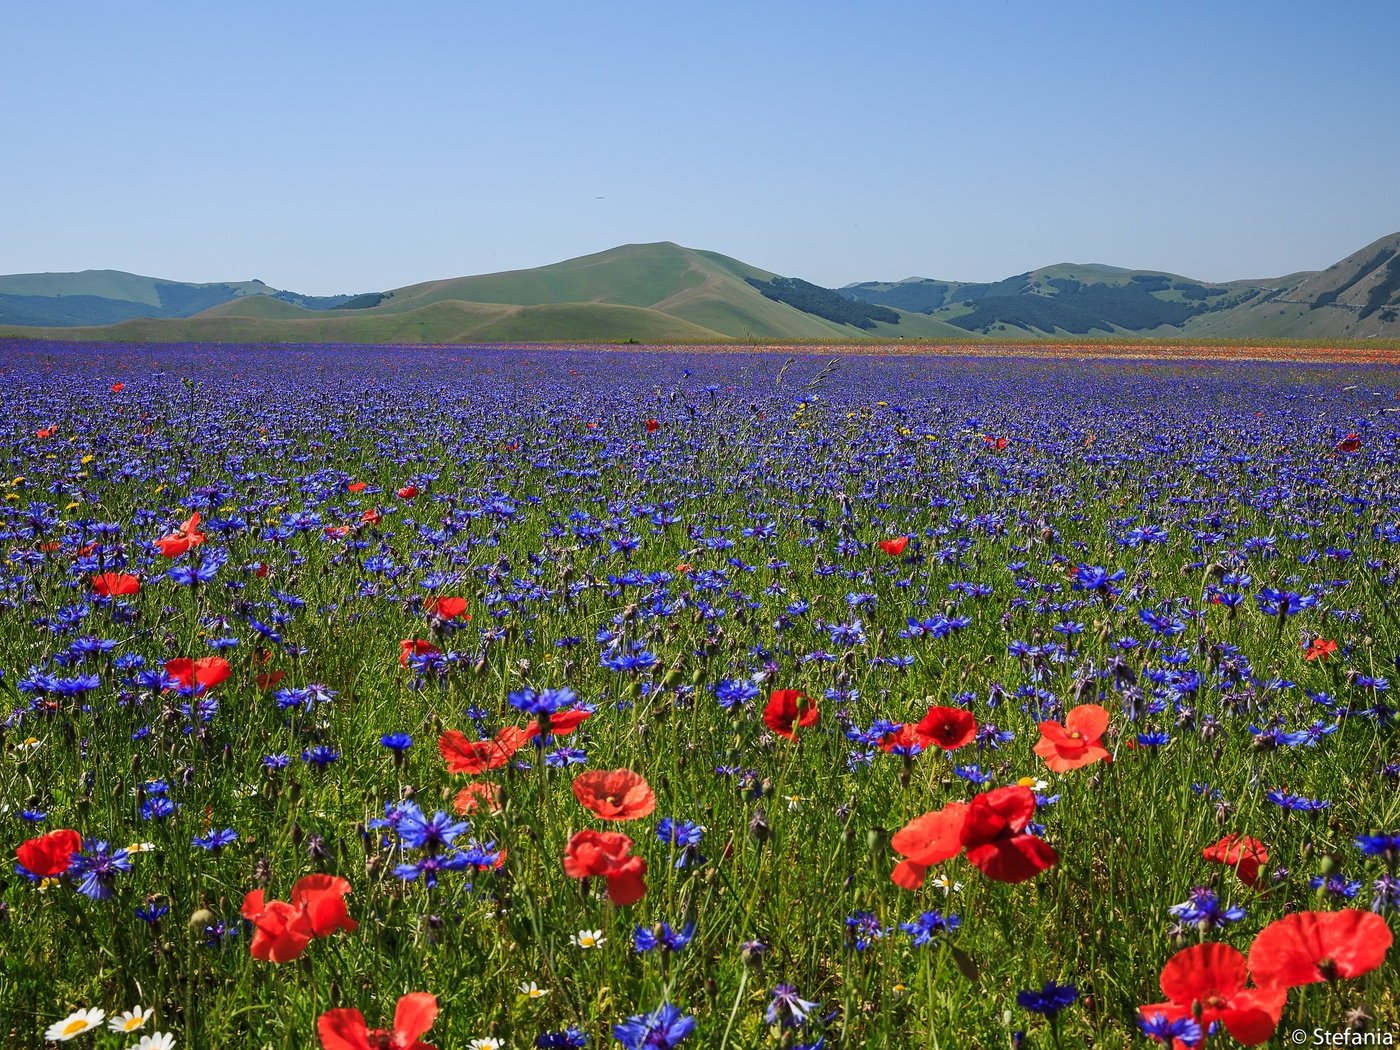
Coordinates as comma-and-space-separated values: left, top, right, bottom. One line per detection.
0, 270, 368, 328
3, 234, 1398, 344
0, 243, 967, 343
841, 233, 1400, 340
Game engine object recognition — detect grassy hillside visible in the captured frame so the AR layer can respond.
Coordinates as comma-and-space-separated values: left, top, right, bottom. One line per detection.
7, 234, 1399, 344
0, 299, 729, 344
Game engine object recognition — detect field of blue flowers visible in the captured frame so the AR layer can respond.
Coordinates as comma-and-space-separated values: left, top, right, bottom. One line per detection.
1, 340, 1396, 1049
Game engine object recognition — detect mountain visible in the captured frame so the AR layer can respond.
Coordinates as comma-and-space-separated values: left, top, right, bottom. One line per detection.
0, 270, 371, 328
3, 234, 1398, 344
840, 233, 1400, 340
0, 243, 968, 344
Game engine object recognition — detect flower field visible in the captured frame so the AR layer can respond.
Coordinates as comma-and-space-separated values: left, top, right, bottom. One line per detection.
1, 340, 1397, 1048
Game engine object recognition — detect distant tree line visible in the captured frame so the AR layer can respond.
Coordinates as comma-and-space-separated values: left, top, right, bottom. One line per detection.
747, 277, 900, 329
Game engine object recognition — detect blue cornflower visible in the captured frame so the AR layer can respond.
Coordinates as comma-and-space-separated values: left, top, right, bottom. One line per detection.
1138, 1010, 1202, 1045
545, 746, 588, 767
1309, 874, 1362, 899
1265, 789, 1330, 812
1013, 985, 1075, 1019
656, 818, 706, 868
1355, 832, 1400, 865
1373, 874, 1400, 914
508, 686, 577, 715
262, 753, 291, 770
1016, 980, 1077, 1017
1136, 730, 1171, 748
395, 802, 468, 852
612, 1003, 695, 1049
301, 746, 340, 768
69, 840, 132, 900
380, 732, 413, 752
844, 910, 887, 951
766, 984, 819, 1028
135, 902, 169, 925
192, 828, 239, 851
140, 796, 179, 821
1255, 588, 1317, 617
713, 678, 759, 710
535, 1029, 589, 1048
634, 921, 695, 954
953, 764, 993, 785
898, 910, 962, 946
1169, 887, 1245, 930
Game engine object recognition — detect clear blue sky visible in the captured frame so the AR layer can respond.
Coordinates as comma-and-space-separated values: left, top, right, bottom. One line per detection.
4, 0, 1398, 293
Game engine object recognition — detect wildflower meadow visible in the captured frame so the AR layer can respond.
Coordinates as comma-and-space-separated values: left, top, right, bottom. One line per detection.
1, 340, 1396, 1048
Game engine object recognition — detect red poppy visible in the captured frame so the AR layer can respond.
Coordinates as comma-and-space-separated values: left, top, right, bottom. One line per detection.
396, 485, 419, 500
645, 418, 660, 432
452, 781, 503, 815
983, 435, 1009, 450
111, 382, 125, 393
15, 828, 82, 877
877, 536, 909, 557
913, 705, 977, 750
763, 688, 819, 740
539, 706, 592, 736
324, 525, 350, 539
1335, 433, 1362, 454
35, 426, 56, 439
562, 829, 648, 905
318, 992, 438, 1050
1139, 942, 1285, 1046
1303, 638, 1337, 661
959, 785, 1059, 882
155, 512, 206, 557
877, 724, 925, 754
675, 562, 693, 575
1249, 909, 1393, 989
361, 508, 382, 526
425, 596, 470, 620
346, 481, 367, 493
241, 874, 357, 963
1033, 703, 1111, 772
399, 639, 441, 667
438, 724, 534, 775
890, 803, 969, 889
164, 656, 231, 693
91, 572, 140, 597
1202, 834, 1269, 888
571, 768, 656, 821
257, 670, 286, 691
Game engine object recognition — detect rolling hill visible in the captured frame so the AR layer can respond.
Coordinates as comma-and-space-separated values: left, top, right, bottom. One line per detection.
3, 234, 1398, 344
841, 233, 1400, 340
0, 243, 969, 344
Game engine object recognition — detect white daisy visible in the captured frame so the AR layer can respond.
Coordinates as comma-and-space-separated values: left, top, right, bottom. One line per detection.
931, 872, 963, 896
518, 980, 549, 998
109, 1005, 151, 1032
136, 1034, 176, 1050
570, 928, 605, 949
468, 1039, 503, 1050
44, 1008, 106, 1042
1017, 775, 1050, 793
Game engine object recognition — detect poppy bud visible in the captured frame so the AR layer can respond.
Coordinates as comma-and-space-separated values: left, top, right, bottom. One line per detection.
866, 827, 887, 855
188, 907, 215, 932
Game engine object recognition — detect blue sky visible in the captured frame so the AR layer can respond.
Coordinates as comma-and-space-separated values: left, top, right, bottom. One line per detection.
3, 0, 1397, 293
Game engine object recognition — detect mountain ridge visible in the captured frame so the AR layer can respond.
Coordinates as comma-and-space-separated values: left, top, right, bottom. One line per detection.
3, 233, 1398, 343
